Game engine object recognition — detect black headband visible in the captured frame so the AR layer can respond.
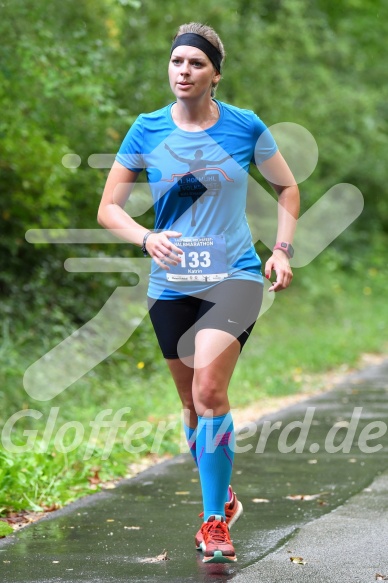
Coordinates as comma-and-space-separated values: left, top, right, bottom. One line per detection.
170, 33, 222, 73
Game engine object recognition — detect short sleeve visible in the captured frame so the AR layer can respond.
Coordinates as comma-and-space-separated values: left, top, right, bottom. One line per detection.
115, 115, 145, 172
251, 114, 278, 166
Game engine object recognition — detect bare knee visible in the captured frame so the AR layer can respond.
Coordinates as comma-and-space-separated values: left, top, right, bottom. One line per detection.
193, 373, 228, 415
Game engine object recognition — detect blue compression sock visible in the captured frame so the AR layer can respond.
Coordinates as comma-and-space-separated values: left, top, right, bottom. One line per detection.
196, 412, 235, 521
184, 422, 198, 466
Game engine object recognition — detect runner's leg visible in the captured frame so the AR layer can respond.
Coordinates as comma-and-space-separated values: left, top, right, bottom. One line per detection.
148, 295, 199, 464
193, 329, 240, 519
167, 358, 197, 464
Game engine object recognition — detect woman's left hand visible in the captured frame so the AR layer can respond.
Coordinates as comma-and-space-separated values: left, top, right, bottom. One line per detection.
264, 250, 293, 292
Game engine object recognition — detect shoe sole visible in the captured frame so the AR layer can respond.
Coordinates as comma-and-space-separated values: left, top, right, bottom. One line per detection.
196, 500, 243, 551
203, 550, 237, 563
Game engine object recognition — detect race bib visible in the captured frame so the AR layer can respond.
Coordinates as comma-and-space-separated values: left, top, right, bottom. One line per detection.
166, 235, 228, 282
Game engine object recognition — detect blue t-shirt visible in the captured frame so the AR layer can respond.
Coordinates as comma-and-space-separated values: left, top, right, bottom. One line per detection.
116, 100, 278, 299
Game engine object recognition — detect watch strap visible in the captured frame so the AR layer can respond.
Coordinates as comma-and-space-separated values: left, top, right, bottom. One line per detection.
273, 242, 294, 259
141, 231, 154, 257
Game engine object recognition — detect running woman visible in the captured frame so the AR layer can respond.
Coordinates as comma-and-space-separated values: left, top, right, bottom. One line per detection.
98, 22, 299, 563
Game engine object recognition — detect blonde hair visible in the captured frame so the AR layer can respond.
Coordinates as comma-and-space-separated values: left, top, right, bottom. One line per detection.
173, 22, 225, 96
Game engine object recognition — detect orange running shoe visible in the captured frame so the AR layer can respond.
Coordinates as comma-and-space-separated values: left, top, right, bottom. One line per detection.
195, 487, 243, 550
199, 515, 237, 563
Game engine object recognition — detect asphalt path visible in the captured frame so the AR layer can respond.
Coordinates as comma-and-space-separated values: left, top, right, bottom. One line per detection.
1, 359, 388, 583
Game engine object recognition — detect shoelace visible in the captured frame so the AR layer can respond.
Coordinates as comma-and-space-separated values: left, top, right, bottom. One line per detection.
202, 520, 229, 543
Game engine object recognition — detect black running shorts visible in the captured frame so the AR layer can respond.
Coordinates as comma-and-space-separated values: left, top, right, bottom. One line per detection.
147, 279, 263, 359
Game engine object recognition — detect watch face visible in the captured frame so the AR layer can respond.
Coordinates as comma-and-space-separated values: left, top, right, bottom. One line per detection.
275, 242, 294, 258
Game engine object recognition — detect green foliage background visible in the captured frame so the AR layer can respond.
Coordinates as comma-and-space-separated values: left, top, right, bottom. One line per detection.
1, 0, 387, 310
0, 0, 387, 514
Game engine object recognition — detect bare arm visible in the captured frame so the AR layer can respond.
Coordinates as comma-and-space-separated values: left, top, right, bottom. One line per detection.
97, 161, 182, 268
97, 161, 146, 245
257, 151, 300, 292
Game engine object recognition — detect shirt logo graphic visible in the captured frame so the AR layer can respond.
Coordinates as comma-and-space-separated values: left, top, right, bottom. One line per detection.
163, 144, 234, 226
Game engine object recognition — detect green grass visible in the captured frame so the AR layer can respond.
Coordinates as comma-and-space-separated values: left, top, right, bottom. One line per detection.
0, 248, 387, 516
0, 521, 13, 537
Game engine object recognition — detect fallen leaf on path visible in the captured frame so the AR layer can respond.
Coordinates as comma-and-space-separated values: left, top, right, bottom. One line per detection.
41, 504, 60, 513
101, 482, 116, 489
376, 574, 388, 581
290, 556, 307, 565
140, 549, 170, 563
0, 508, 65, 533
286, 492, 328, 501
88, 468, 101, 486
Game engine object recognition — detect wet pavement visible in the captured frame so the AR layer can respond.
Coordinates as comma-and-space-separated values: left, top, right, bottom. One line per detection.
1, 359, 388, 583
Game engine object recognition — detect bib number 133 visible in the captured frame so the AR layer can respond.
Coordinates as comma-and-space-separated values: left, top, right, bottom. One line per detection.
181, 251, 211, 269
166, 235, 228, 282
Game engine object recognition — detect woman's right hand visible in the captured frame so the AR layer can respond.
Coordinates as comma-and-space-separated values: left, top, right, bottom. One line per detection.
145, 231, 183, 270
